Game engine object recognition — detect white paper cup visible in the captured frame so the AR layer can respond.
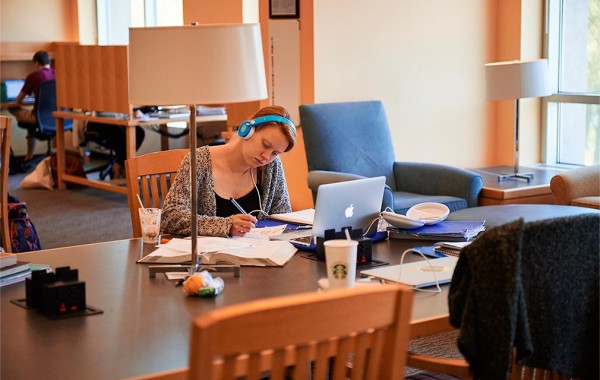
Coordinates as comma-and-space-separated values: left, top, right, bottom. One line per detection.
324, 239, 358, 289
138, 208, 162, 244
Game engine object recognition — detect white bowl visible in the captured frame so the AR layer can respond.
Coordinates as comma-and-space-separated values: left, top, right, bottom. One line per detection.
406, 202, 450, 225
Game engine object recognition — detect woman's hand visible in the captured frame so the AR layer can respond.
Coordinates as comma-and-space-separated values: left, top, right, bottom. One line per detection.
229, 214, 258, 237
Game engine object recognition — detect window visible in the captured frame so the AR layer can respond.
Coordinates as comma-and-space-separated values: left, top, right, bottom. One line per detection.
97, 0, 183, 45
543, 0, 600, 166
131, 0, 183, 27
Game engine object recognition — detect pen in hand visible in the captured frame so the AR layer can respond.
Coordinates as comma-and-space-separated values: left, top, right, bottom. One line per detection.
229, 197, 248, 215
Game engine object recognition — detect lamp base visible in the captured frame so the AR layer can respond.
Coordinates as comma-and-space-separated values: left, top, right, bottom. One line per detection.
148, 264, 240, 279
497, 172, 534, 183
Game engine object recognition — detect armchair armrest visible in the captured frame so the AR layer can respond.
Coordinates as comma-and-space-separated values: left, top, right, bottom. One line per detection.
392, 162, 483, 208
550, 166, 600, 205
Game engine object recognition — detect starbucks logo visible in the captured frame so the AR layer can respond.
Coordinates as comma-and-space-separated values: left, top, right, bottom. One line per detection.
332, 263, 348, 280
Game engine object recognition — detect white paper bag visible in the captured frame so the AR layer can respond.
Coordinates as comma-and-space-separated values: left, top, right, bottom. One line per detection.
20, 157, 54, 190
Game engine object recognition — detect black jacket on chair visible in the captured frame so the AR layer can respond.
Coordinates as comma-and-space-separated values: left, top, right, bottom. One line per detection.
449, 214, 599, 380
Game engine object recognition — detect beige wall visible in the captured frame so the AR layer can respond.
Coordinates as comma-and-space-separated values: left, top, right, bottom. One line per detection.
0, 0, 78, 42
313, 0, 545, 169
1, 0, 80, 157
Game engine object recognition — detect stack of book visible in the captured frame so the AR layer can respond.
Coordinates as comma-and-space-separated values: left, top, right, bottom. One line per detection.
0, 252, 50, 287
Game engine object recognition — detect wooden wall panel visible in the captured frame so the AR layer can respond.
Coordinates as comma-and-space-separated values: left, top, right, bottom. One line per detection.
54, 44, 130, 115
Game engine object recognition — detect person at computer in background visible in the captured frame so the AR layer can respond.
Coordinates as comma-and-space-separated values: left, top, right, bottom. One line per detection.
161, 105, 296, 238
8, 51, 55, 161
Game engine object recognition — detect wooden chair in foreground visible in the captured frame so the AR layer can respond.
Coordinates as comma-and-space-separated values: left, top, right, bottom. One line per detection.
125, 149, 188, 238
407, 215, 599, 380
128, 285, 413, 380
1, 116, 12, 252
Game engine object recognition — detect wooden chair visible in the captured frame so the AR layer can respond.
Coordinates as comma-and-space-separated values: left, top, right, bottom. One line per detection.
1, 116, 12, 252
128, 285, 414, 380
125, 149, 188, 238
407, 215, 599, 379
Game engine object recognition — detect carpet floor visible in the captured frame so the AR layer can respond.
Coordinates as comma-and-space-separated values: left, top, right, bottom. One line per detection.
7, 168, 133, 249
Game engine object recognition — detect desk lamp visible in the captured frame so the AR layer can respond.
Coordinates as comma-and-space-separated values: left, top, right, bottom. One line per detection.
129, 24, 268, 275
485, 59, 551, 182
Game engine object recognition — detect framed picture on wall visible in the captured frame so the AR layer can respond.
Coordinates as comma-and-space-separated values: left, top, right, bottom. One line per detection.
269, 0, 299, 19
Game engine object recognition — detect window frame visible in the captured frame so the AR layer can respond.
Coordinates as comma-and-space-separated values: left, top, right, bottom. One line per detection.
542, 0, 600, 166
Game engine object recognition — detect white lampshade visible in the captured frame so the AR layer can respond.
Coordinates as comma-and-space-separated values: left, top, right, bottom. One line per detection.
485, 59, 551, 100
129, 23, 268, 106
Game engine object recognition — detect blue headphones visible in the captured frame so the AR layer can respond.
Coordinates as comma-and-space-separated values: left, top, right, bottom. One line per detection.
238, 115, 296, 140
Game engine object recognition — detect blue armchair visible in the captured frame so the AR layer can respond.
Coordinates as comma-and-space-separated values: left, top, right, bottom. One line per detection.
299, 100, 483, 213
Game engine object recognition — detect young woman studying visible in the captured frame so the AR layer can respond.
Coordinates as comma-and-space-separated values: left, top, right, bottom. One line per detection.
161, 105, 297, 238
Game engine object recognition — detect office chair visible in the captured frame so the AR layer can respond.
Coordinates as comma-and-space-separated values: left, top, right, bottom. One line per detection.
300, 100, 484, 213
126, 285, 413, 380
407, 214, 599, 379
1, 116, 12, 252
81, 122, 116, 180
17, 80, 73, 161
125, 149, 189, 238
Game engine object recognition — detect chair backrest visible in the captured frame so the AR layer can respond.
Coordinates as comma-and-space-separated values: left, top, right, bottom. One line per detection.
448, 214, 600, 379
0, 116, 11, 252
125, 149, 189, 238
300, 100, 396, 180
188, 285, 413, 380
35, 80, 72, 134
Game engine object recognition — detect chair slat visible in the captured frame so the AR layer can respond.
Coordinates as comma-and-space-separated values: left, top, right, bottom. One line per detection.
0, 117, 11, 252
246, 352, 262, 380
365, 328, 386, 380
292, 343, 312, 380
350, 331, 372, 379
221, 356, 235, 380
270, 348, 286, 380
332, 335, 354, 380
149, 175, 161, 208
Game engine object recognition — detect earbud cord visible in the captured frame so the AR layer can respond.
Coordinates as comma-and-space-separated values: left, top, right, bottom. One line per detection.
249, 168, 269, 217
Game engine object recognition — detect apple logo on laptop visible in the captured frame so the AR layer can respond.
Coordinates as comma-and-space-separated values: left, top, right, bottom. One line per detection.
344, 204, 354, 218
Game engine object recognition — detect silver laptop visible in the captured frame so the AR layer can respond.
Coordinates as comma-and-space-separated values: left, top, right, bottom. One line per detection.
279, 176, 386, 245
360, 256, 458, 288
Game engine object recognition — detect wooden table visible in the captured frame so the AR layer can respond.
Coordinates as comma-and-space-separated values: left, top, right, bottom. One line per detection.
1, 237, 450, 379
472, 165, 566, 205
53, 111, 228, 195
52, 111, 184, 194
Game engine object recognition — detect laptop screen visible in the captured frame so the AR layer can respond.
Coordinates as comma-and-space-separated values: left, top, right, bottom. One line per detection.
2, 79, 25, 101
311, 176, 386, 238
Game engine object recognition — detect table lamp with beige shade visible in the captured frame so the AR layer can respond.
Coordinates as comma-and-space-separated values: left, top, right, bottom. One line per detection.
128, 23, 268, 275
485, 59, 551, 182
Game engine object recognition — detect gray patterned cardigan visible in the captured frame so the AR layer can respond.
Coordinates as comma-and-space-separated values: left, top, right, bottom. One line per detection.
161, 146, 292, 237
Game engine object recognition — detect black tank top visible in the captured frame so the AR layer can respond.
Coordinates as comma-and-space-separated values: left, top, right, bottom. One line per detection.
215, 183, 261, 217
